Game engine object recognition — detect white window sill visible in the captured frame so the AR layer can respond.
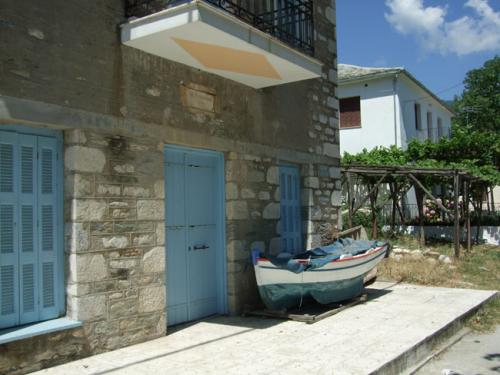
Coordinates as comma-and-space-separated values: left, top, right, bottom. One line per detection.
0, 318, 82, 345
339, 126, 362, 130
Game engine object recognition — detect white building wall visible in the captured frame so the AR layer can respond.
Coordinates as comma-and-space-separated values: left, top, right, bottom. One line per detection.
397, 75, 453, 147
339, 74, 454, 156
338, 78, 396, 155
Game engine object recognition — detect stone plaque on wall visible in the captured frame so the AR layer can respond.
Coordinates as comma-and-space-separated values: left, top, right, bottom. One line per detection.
180, 83, 217, 113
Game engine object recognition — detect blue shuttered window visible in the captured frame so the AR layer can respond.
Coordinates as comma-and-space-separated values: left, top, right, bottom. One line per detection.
0, 131, 19, 328
1, 265, 15, 318
37, 137, 60, 321
0, 206, 15, 254
0, 130, 62, 329
0, 143, 14, 192
279, 165, 302, 254
22, 264, 35, 313
19, 134, 39, 325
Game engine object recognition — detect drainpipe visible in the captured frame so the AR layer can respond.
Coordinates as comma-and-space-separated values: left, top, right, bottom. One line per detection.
392, 73, 399, 147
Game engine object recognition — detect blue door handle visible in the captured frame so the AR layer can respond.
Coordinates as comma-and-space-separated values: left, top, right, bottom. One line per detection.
193, 244, 210, 251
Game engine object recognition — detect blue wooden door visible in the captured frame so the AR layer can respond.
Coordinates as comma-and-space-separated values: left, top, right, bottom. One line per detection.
280, 165, 302, 254
164, 146, 224, 326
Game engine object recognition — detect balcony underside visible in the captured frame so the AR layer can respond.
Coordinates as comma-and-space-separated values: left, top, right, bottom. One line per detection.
121, 1, 322, 89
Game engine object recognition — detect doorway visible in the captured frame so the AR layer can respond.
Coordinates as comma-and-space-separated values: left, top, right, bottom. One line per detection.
164, 145, 226, 326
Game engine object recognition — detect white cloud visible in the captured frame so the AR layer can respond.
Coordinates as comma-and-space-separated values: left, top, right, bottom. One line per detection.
385, 0, 500, 55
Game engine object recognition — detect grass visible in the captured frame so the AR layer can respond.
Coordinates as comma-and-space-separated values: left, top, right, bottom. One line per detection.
465, 296, 500, 332
378, 236, 500, 332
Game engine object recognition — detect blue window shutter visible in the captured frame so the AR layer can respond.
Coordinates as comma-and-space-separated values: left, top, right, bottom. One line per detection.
18, 134, 39, 324
0, 130, 63, 329
279, 165, 302, 254
37, 136, 60, 320
21, 145, 34, 193
0, 131, 19, 328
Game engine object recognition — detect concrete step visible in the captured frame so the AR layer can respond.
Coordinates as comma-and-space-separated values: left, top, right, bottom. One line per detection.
410, 326, 500, 374
404, 328, 472, 375
373, 290, 498, 375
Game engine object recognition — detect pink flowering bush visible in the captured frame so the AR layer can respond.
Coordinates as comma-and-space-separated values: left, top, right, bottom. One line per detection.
423, 199, 441, 223
423, 198, 461, 224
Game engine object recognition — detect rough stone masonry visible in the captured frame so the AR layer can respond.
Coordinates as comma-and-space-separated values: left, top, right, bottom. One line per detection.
0, 0, 340, 373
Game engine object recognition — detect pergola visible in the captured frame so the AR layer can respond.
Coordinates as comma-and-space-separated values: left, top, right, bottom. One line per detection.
341, 164, 480, 257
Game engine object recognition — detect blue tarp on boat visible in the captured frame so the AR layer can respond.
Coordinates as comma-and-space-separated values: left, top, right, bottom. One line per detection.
265, 238, 387, 273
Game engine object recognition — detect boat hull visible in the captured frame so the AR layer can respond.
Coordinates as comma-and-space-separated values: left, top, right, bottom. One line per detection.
253, 244, 388, 310
257, 276, 365, 310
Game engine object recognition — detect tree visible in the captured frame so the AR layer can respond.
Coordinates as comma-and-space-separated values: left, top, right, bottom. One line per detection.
453, 56, 500, 133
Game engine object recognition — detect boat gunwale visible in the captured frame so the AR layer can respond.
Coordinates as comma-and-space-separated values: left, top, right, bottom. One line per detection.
256, 244, 387, 265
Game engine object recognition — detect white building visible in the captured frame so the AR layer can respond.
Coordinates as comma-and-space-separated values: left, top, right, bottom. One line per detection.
338, 64, 454, 155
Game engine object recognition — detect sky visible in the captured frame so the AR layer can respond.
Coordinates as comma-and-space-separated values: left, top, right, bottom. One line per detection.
336, 0, 500, 100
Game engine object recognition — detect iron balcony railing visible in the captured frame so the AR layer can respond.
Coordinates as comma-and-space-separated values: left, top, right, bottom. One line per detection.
126, 0, 315, 56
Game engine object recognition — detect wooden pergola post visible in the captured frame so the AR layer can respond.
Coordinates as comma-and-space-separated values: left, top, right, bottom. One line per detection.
453, 171, 460, 258
464, 180, 471, 252
346, 172, 353, 228
368, 182, 379, 238
408, 173, 452, 219
341, 165, 480, 247
415, 186, 426, 247
389, 182, 397, 232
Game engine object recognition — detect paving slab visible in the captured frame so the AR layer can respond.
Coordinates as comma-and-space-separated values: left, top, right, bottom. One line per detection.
34, 282, 497, 375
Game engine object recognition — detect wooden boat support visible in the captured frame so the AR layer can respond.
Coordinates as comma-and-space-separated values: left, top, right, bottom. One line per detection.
330, 225, 368, 241
244, 293, 368, 324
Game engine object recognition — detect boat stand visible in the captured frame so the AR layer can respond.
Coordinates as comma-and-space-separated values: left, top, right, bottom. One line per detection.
243, 293, 368, 324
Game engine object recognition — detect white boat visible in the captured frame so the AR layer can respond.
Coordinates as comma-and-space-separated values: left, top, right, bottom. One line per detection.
252, 240, 389, 310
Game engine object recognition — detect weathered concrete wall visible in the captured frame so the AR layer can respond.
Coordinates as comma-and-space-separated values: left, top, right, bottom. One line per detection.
0, 0, 339, 373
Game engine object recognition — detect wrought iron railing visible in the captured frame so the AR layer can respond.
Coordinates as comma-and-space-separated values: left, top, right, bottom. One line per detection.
125, 0, 314, 56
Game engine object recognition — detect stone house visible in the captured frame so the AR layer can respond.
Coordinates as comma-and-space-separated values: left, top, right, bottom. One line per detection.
0, 1, 340, 373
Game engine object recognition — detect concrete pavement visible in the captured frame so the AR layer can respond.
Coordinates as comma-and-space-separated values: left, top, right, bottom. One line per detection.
414, 326, 500, 375
34, 282, 497, 375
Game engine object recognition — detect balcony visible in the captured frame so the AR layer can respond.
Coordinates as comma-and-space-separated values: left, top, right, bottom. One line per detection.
121, 0, 322, 88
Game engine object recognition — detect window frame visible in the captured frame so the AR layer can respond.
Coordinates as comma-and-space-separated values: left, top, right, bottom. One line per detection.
426, 111, 433, 141
339, 96, 362, 129
414, 103, 422, 130
437, 117, 443, 138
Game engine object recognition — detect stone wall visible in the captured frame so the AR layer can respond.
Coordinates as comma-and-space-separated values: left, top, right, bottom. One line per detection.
306, 1, 341, 245
0, 0, 340, 373
64, 129, 166, 352
0, 0, 336, 157
225, 153, 343, 313
225, 152, 281, 311
0, 327, 89, 375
